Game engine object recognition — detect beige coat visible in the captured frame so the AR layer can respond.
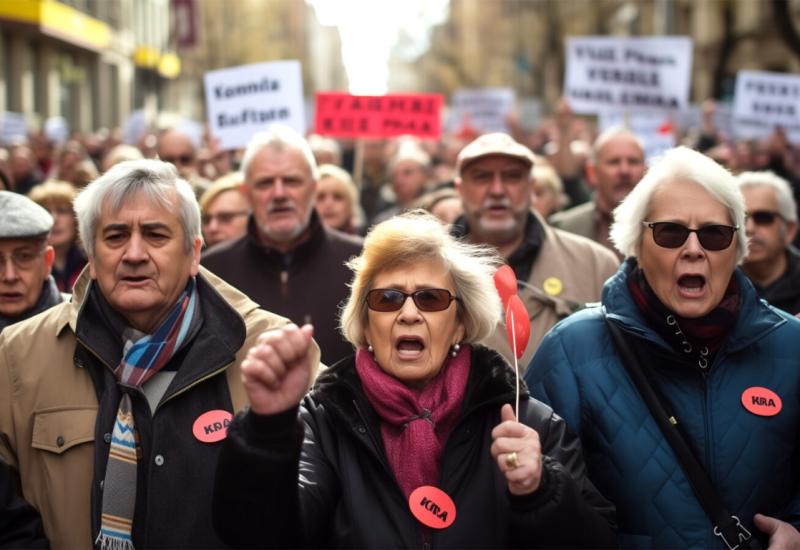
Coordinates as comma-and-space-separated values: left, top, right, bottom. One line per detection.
485, 215, 620, 369
0, 267, 318, 549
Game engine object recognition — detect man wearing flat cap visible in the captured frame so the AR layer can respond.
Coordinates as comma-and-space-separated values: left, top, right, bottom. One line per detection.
453, 133, 619, 368
0, 190, 64, 332
0, 160, 320, 549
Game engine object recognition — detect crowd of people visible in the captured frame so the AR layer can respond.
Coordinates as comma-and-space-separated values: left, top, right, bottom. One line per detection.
1, 98, 800, 549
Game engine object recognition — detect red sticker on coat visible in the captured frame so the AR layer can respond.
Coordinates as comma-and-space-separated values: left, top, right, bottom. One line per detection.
741, 387, 782, 417
192, 410, 233, 443
408, 486, 456, 529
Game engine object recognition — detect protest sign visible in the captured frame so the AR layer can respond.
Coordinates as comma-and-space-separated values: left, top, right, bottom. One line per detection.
732, 70, 800, 143
598, 111, 675, 162
314, 92, 443, 139
451, 88, 515, 133
122, 110, 148, 145
44, 117, 69, 145
204, 60, 305, 150
0, 112, 28, 144
564, 37, 692, 114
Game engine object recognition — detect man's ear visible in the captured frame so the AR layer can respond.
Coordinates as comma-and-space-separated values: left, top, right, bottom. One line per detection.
190, 236, 202, 276
785, 221, 798, 246
43, 246, 55, 278
585, 161, 598, 189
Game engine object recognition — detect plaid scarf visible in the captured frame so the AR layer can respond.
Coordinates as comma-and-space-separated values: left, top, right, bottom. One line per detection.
628, 267, 740, 368
96, 279, 198, 550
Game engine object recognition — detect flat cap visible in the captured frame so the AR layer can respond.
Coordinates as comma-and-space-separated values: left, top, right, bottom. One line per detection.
0, 191, 54, 239
456, 132, 535, 175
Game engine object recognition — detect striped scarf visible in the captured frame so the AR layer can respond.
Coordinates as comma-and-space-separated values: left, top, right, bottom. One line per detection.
97, 279, 198, 550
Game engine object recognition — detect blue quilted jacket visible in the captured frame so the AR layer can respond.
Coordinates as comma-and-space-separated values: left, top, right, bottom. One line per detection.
525, 260, 800, 548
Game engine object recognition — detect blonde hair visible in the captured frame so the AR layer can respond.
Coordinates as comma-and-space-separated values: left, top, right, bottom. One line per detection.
340, 210, 502, 347
28, 180, 77, 208
199, 172, 245, 211
318, 164, 359, 210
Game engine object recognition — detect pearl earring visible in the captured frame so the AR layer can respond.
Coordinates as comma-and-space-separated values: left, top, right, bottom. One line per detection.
450, 343, 461, 357
368, 345, 374, 353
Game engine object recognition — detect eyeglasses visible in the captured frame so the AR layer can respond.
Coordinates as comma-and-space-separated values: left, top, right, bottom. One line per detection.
161, 154, 194, 166
0, 248, 45, 271
642, 221, 738, 251
201, 211, 250, 226
366, 288, 458, 312
748, 210, 783, 226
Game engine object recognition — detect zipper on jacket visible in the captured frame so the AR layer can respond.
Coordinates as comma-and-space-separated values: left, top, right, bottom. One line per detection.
280, 270, 289, 297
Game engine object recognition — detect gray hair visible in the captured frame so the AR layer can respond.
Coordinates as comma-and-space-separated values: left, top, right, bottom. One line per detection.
610, 146, 748, 264
74, 159, 202, 257
240, 124, 320, 182
340, 210, 502, 348
736, 171, 798, 223
591, 126, 645, 162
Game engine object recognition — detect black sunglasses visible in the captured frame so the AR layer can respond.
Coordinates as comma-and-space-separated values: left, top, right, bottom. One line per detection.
643, 221, 738, 251
366, 288, 458, 312
748, 210, 782, 226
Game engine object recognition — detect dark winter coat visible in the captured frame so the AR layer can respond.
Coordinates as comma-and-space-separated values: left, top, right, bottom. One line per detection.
202, 211, 363, 365
525, 260, 800, 548
213, 346, 617, 549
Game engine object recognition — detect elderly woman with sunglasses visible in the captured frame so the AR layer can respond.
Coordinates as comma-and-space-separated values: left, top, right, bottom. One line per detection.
212, 210, 616, 548
525, 146, 800, 549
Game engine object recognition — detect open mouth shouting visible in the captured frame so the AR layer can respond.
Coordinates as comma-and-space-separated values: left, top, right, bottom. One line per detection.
677, 273, 706, 298
395, 335, 425, 361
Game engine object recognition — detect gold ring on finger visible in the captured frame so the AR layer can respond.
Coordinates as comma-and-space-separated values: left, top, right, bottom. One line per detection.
505, 451, 520, 470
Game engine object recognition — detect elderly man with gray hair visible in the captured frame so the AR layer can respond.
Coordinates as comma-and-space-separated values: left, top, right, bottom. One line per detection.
0, 159, 318, 549
202, 124, 363, 365
738, 171, 800, 314
0, 191, 63, 332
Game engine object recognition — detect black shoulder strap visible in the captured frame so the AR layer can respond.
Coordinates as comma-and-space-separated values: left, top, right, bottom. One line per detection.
605, 317, 755, 550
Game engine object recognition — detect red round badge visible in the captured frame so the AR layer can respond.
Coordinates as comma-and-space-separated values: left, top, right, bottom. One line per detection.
408, 485, 456, 529
192, 410, 233, 443
741, 387, 782, 417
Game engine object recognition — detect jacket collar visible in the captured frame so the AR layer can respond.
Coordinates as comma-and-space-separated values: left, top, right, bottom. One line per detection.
244, 210, 327, 266
63, 266, 257, 390
754, 246, 800, 303
604, 258, 786, 354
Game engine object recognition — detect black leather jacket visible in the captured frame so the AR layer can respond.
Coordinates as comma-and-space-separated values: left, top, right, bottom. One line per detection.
213, 346, 617, 548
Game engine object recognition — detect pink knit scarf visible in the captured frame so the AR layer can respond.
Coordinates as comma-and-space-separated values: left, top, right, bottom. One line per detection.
355, 345, 471, 499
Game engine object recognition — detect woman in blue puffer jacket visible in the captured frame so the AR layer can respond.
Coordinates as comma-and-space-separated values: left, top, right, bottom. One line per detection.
525, 146, 800, 549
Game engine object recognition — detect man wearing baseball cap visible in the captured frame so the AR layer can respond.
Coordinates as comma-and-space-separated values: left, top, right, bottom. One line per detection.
453, 133, 619, 368
0, 190, 63, 332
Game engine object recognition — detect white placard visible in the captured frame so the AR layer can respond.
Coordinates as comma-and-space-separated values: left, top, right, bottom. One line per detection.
0, 112, 28, 144
564, 36, 693, 114
732, 70, 800, 143
122, 110, 148, 145
451, 88, 516, 133
204, 60, 305, 150
44, 116, 69, 144
598, 111, 676, 162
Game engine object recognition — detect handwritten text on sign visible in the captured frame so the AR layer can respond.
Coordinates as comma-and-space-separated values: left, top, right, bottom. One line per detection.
733, 71, 800, 143
564, 37, 692, 114
204, 60, 305, 150
314, 93, 443, 139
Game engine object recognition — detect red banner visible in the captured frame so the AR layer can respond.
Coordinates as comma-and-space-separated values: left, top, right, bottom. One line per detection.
314, 92, 443, 139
